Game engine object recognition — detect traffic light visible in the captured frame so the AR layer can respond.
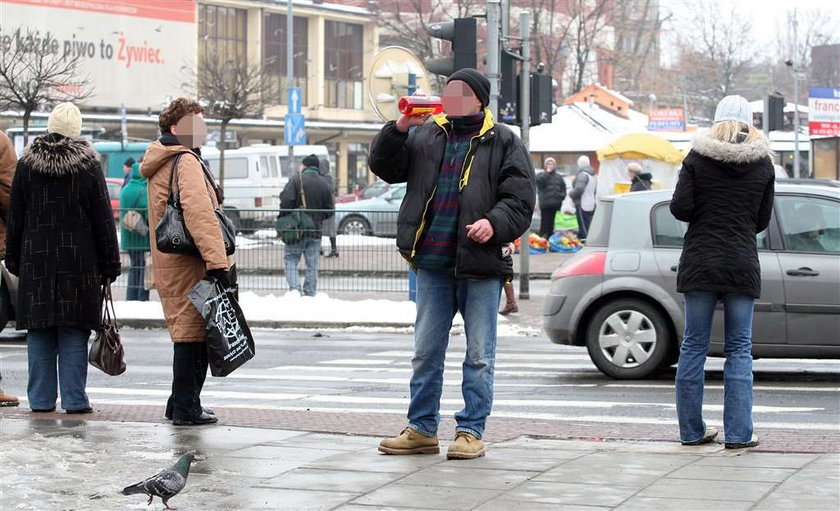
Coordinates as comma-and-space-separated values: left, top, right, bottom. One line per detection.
767, 94, 784, 131
498, 50, 517, 123
530, 73, 553, 126
425, 17, 477, 76
516, 73, 553, 127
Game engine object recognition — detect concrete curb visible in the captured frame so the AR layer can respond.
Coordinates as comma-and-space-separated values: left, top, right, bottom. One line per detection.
118, 318, 416, 330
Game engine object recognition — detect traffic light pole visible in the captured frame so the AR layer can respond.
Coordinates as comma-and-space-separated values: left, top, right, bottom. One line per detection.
518, 11, 531, 301
486, 0, 500, 117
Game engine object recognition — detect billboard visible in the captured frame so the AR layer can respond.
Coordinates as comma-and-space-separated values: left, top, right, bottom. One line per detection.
809, 87, 840, 137
648, 108, 685, 132
0, 0, 197, 110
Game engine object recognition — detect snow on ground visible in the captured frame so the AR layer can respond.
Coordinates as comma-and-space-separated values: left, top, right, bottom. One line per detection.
113, 293, 538, 337
240, 230, 397, 248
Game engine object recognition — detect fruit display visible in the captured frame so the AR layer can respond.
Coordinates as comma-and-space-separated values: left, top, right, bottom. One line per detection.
549, 230, 582, 252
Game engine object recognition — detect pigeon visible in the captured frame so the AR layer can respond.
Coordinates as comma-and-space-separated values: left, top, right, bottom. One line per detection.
122, 452, 195, 510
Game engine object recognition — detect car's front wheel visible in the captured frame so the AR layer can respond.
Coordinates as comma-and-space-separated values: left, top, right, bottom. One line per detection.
339, 215, 372, 236
585, 298, 673, 379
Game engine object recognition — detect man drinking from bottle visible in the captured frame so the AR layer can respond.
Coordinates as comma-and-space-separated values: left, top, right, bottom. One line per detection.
369, 68, 535, 459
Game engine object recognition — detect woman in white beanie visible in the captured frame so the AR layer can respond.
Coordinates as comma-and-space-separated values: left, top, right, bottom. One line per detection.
670, 95, 774, 449
5, 102, 121, 414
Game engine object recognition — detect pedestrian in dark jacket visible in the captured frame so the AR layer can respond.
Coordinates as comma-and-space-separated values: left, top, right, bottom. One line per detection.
5, 102, 121, 414
370, 68, 535, 460
627, 162, 653, 192
119, 161, 150, 301
279, 154, 334, 296
670, 95, 775, 450
318, 158, 339, 258
535, 157, 566, 239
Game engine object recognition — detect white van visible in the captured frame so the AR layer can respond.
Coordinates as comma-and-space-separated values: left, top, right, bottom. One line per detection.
277, 145, 332, 179
201, 145, 286, 233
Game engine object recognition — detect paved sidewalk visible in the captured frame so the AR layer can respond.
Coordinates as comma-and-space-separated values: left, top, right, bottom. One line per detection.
1, 417, 837, 510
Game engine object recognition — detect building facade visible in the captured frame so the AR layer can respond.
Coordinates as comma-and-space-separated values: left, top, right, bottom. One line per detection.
0, 0, 384, 193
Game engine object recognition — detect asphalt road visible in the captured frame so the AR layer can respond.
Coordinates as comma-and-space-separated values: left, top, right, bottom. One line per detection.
1, 329, 837, 435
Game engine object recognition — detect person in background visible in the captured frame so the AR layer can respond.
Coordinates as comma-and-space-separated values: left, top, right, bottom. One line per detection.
499, 243, 519, 315
670, 95, 775, 449
279, 154, 334, 296
5, 102, 121, 414
535, 157, 566, 239
141, 97, 229, 426
318, 158, 339, 258
569, 155, 597, 239
0, 131, 19, 407
369, 68, 535, 460
628, 162, 653, 192
122, 157, 136, 188
120, 160, 150, 301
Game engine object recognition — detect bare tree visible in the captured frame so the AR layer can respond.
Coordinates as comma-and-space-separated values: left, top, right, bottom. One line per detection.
0, 28, 92, 144
772, 8, 840, 97
192, 51, 275, 195
369, 0, 483, 91
674, 1, 757, 121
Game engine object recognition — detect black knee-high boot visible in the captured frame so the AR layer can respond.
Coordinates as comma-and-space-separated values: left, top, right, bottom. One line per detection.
169, 343, 217, 425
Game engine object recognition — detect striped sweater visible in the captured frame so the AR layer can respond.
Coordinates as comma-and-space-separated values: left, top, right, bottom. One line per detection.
413, 113, 484, 270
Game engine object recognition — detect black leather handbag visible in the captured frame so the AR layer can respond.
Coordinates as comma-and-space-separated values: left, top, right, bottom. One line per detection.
88, 283, 126, 376
155, 152, 236, 256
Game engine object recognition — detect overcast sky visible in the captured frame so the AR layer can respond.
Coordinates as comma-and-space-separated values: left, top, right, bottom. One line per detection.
658, 0, 840, 63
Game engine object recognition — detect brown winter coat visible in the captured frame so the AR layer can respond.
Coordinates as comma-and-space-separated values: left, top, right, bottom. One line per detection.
141, 141, 228, 342
0, 132, 16, 259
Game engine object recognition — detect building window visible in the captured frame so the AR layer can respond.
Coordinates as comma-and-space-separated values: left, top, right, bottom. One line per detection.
263, 13, 309, 106
198, 5, 248, 65
324, 21, 364, 109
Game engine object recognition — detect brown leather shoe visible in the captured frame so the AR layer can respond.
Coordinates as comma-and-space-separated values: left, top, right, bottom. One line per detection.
446, 431, 486, 460
0, 389, 19, 407
378, 428, 439, 455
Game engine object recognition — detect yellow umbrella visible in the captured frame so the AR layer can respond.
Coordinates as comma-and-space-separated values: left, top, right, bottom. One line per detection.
597, 133, 685, 164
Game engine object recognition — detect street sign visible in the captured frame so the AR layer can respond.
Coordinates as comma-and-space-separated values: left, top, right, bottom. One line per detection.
648, 108, 686, 132
808, 87, 840, 137
288, 87, 302, 115
284, 113, 307, 145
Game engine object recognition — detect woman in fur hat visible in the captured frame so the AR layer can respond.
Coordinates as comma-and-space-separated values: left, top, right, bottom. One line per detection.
5, 102, 121, 414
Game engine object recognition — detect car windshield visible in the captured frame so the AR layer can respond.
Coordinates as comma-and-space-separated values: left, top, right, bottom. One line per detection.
585, 201, 612, 247
361, 182, 388, 199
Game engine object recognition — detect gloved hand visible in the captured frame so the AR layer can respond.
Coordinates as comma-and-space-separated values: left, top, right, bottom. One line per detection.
206, 268, 232, 288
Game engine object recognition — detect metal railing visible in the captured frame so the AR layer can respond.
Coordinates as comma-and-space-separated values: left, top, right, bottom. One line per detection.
114, 208, 411, 296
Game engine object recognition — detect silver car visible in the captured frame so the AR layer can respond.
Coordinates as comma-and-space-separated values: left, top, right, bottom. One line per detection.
543, 183, 840, 379
334, 183, 406, 237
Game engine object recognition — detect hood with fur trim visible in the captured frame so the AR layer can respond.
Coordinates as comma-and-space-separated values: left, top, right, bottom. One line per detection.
20, 134, 98, 177
691, 130, 773, 165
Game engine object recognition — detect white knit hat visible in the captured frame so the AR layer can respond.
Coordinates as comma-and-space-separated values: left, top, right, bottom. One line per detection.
47, 102, 82, 138
713, 95, 752, 125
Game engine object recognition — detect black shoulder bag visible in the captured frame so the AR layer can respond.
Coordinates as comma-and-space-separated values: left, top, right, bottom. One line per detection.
155, 152, 236, 256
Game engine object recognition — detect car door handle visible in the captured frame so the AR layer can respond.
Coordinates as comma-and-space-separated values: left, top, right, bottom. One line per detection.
786, 267, 820, 277
670, 265, 678, 272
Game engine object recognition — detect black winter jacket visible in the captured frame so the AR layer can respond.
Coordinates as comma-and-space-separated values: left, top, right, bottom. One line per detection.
670, 131, 775, 298
630, 173, 653, 192
536, 170, 566, 209
5, 134, 121, 330
279, 167, 335, 239
368, 110, 536, 279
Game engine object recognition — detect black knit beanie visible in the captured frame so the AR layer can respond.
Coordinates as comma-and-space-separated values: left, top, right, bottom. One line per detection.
447, 68, 490, 109
302, 154, 319, 168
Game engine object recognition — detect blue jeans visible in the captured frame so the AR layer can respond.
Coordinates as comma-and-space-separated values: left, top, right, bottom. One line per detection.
27, 328, 92, 411
676, 292, 755, 444
408, 268, 503, 439
127, 251, 149, 301
284, 237, 321, 296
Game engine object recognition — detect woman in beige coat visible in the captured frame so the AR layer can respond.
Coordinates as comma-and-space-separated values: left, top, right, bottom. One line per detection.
142, 97, 229, 425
